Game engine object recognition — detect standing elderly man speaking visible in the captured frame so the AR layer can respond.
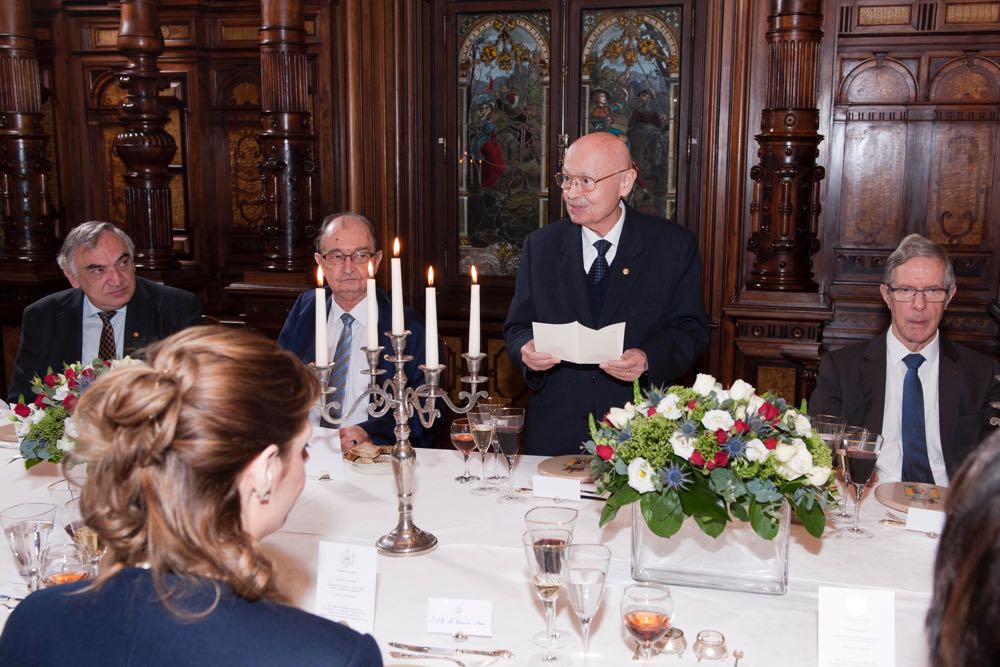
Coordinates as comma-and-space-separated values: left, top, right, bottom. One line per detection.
504, 132, 709, 456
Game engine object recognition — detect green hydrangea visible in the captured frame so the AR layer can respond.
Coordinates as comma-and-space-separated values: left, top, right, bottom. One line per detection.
615, 414, 675, 469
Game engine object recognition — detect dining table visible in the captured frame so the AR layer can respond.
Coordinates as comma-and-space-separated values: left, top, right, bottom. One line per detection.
0, 429, 937, 666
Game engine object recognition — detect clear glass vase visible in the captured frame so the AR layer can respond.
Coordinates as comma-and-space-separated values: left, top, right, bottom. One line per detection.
630, 501, 791, 595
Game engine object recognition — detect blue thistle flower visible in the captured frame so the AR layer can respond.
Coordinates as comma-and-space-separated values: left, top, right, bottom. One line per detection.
660, 464, 691, 490
724, 436, 746, 458
679, 419, 699, 437
616, 427, 631, 443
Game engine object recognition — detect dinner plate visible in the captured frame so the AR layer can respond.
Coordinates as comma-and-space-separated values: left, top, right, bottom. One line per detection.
536, 454, 595, 482
344, 445, 394, 474
874, 481, 947, 514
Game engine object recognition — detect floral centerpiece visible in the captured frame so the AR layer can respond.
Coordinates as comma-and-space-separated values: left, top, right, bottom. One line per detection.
587, 374, 836, 540
7, 358, 135, 469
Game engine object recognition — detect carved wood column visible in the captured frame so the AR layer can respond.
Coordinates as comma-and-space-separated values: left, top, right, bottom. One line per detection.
745, 0, 824, 292
257, 0, 317, 272
0, 0, 57, 263
113, 0, 177, 271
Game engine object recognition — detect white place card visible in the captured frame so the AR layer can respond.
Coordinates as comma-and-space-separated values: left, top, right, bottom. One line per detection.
532, 474, 581, 502
427, 597, 493, 637
818, 586, 895, 667
314, 540, 377, 634
306, 428, 346, 481
906, 507, 945, 535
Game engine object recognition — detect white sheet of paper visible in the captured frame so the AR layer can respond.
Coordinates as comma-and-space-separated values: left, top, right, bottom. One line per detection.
906, 507, 945, 534
306, 428, 346, 481
314, 540, 378, 634
532, 321, 625, 365
427, 597, 493, 637
817, 586, 895, 667
532, 474, 581, 502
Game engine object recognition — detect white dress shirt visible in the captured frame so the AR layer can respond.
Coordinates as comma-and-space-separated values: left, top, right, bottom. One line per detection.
313, 297, 373, 429
878, 329, 949, 485
81, 297, 127, 363
580, 201, 626, 272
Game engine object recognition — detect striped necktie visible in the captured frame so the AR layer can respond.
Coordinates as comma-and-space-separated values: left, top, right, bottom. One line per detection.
98, 310, 117, 360
327, 313, 355, 420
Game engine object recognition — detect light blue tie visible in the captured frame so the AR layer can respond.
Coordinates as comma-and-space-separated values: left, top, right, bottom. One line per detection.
327, 313, 355, 421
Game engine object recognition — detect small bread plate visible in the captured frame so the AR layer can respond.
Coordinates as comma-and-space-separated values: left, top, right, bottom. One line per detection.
343, 444, 393, 474
537, 454, 596, 482
875, 481, 947, 514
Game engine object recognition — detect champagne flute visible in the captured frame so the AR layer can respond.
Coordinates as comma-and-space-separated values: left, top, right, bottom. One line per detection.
40, 543, 90, 587
65, 498, 106, 575
621, 584, 674, 666
495, 407, 526, 504
449, 418, 477, 484
467, 409, 498, 496
478, 396, 511, 484
523, 528, 572, 667
1, 502, 56, 591
525, 506, 577, 646
839, 430, 884, 539
810, 414, 851, 523
565, 544, 611, 663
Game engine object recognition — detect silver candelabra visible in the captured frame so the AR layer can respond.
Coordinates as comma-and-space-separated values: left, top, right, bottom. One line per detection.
313, 330, 486, 555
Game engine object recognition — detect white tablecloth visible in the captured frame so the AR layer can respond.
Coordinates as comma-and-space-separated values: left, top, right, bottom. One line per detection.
0, 437, 936, 666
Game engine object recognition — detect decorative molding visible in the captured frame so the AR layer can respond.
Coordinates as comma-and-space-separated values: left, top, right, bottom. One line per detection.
944, 2, 1000, 24
857, 5, 911, 27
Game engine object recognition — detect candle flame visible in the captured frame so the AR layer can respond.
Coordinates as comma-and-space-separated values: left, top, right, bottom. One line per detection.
428, 266, 434, 286
315, 266, 324, 286
471, 265, 478, 284
393, 237, 400, 256
368, 260, 374, 278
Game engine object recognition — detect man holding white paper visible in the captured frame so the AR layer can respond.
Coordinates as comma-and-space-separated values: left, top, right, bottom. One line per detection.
279, 213, 433, 450
504, 132, 709, 456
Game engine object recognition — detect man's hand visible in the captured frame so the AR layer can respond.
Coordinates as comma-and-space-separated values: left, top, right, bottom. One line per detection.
600, 348, 648, 383
339, 425, 370, 453
520, 339, 560, 372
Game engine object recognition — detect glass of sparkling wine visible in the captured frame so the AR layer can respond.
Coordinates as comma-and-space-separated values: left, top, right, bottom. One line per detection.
40, 543, 90, 587
621, 584, 674, 666
495, 408, 526, 504
565, 544, 612, 663
467, 409, 498, 496
1, 502, 56, 591
65, 498, 107, 576
478, 396, 511, 484
449, 418, 477, 484
523, 528, 572, 667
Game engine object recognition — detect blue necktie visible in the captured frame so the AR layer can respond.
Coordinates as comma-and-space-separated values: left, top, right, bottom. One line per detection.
901, 353, 933, 483
326, 313, 355, 421
589, 239, 612, 284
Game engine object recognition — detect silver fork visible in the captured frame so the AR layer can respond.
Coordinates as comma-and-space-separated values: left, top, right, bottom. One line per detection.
389, 651, 466, 667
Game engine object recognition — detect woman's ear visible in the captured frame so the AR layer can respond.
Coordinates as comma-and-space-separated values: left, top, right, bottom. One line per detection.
243, 444, 280, 504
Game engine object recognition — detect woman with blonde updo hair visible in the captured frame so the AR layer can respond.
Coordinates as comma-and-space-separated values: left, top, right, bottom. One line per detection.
0, 326, 382, 666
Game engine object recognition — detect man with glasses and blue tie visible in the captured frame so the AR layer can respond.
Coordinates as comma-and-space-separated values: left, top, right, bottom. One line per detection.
278, 212, 430, 451
504, 132, 710, 456
810, 234, 1000, 485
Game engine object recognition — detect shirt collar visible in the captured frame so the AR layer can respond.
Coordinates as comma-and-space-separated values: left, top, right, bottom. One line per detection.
887, 327, 939, 365
581, 201, 626, 249
330, 295, 370, 329
82, 295, 125, 318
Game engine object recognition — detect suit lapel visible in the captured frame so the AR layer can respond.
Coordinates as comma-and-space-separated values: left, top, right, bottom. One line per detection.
597, 208, 642, 326
54, 291, 84, 368
556, 224, 592, 327
937, 338, 961, 462
123, 279, 155, 355
861, 333, 887, 432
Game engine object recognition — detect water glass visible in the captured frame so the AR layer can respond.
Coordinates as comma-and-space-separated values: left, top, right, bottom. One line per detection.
565, 544, 611, 662
1, 502, 56, 591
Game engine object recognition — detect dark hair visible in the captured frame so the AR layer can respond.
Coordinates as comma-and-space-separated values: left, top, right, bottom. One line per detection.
71, 326, 319, 615
314, 212, 378, 253
927, 430, 1000, 666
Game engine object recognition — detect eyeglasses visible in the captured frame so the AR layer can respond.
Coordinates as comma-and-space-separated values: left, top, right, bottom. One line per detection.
554, 167, 631, 192
318, 249, 375, 264
885, 286, 951, 302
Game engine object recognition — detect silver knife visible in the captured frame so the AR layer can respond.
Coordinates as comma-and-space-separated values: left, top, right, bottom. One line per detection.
388, 642, 514, 659
0, 594, 24, 603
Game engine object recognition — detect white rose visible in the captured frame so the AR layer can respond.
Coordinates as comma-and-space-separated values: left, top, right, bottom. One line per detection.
728, 379, 755, 402
744, 438, 769, 462
735, 405, 747, 421
64, 416, 79, 440
794, 413, 813, 437
627, 458, 656, 493
670, 431, 697, 460
806, 465, 832, 487
111, 356, 139, 369
692, 373, 718, 397
607, 404, 637, 429
656, 394, 683, 420
53, 384, 69, 402
774, 441, 814, 479
714, 389, 731, 403
747, 394, 765, 416
701, 409, 735, 433
27, 408, 45, 426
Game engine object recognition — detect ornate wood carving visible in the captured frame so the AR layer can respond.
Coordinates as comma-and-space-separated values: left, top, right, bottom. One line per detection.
745, 0, 825, 291
113, 0, 178, 271
0, 0, 57, 263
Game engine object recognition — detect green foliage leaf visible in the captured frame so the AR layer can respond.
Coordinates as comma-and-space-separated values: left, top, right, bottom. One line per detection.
729, 500, 750, 522
709, 467, 746, 504
678, 474, 729, 524
599, 502, 621, 527
749, 498, 780, 540
640, 490, 684, 538
599, 485, 640, 527
694, 514, 726, 538
795, 497, 827, 538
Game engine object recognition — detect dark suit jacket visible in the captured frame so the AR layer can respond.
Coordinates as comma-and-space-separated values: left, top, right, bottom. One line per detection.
8, 277, 202, 403
278, 287, 432, 447
0, 567, 382, 667
504, 206, 710, 456
809, 332, 1000, 477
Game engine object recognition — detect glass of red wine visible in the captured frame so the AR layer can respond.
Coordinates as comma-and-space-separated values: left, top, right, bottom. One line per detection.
449, 418, 477, 484
495, 408, 526, 504
839, 430, 884, 539
621, 584, 674, 665
810, 414, 850, 523
522, 528, 572, 667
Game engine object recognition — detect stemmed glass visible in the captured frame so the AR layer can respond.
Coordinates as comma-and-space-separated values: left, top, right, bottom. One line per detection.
523, 528, 572, 667
1, 502, 56, 591
810, 414, 851, 523
621, 584, 674, 666
478, 396, 511, 484
565, 544, 611, 664
449, 418, 477, 484
40, 543, 90, 587
495, 407, 526, 504
65, 498, 106, 576
525, 506, 577, 646
468, 409, 498, 496
839, 430, 884, 539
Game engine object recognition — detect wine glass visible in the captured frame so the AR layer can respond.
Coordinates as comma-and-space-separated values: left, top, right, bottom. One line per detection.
449, 418, 477, 484
65, 498, 106, 575
467, 409, 498, 496
0, 502, 56, 591
495, 407, 526, 504
525, 506, 577, 646
40, 543, 91, 587
839, 430, 884, 539
565, 544, 611, 663
523, 528, 572, 667
478, 396, 511, 484
810, 414, 850, 523
621, 584, 674, 666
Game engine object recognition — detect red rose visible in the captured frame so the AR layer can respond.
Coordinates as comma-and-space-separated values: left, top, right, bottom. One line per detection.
758, 402, 780, 421
13, 402, 30, 418
103, 360, 112, 367
690, 451, 705, 466
80, 368, 95, 382
687, 399, 697, 410
43, 373, 59, 387
715, 429, 728, 444
646, 406, 657, 417
64, 368, 77, 380
714, 451, 730, 467
62, 394, 79, 414
734, 419, 748, 433
764, 437, 778, 450
33, 393, 45, 408
595, 445, 614, 461
706, 460, 716, 470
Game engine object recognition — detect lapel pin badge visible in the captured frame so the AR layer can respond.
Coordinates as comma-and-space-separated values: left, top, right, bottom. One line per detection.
132, 331, 140, 338
623, 268, 630, 275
